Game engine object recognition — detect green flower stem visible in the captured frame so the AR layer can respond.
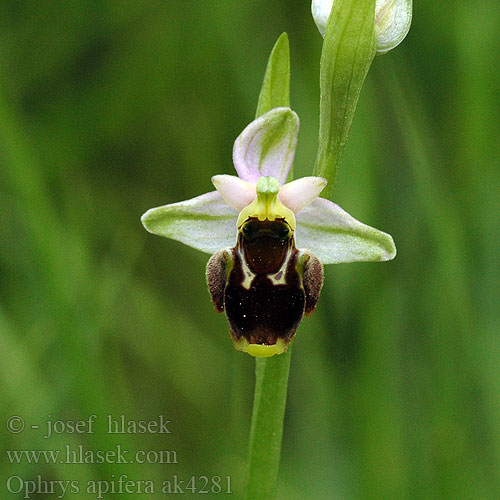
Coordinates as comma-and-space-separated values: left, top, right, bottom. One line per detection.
244, 348, 292, 500
314, 0, 376, 199
244, 33, 291, 500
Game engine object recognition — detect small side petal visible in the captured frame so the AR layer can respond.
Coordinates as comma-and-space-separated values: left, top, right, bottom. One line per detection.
296, 198, 396, 264
141, 191, 238, 254
278, 176, 327, 214
233, 107, 299, 185
212, 174, 256, 211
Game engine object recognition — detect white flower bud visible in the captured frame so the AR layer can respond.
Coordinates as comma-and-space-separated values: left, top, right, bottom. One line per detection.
311, 0, 412, 54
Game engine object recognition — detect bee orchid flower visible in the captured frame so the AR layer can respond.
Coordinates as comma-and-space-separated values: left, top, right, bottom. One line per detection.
141, 107, 396, 357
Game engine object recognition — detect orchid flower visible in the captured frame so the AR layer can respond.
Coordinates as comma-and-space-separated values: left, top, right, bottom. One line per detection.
141, 107, 396, 357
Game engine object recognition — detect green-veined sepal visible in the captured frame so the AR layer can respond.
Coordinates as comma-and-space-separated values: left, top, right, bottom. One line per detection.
296, 198, 396, 264
233, 107, 299, 185
141, 191, 238, 254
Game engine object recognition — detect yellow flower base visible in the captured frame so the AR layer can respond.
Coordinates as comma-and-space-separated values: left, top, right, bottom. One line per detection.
233, 337, 288, 357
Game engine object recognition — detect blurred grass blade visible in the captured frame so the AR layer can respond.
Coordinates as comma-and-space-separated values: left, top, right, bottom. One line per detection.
256, 32, 290, 118
313, 0, 376, 198
244, 33, 292, 500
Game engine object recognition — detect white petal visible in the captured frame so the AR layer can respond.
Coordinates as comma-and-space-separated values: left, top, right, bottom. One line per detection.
311, 0, 333, 37
278, 176, 327, 214
375, 0, 412, 54
141, 191, 238, 254
211, 174, 256, 211
233, 107, 299, 185
296, 198, 396, 264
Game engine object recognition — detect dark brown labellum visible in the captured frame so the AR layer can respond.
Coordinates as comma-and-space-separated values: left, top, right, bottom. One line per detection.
206, 218, 323, 355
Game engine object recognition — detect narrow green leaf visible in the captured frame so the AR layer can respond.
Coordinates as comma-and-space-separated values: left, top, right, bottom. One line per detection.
313, 0, 376, 198
244, 33, 293, 500
256, 32, 290, 118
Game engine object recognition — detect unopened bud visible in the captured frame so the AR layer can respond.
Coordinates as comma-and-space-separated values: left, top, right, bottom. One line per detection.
311, 0, 412, 54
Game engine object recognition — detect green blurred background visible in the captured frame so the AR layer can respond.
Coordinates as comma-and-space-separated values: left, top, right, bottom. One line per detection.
1, 1, 499, 499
